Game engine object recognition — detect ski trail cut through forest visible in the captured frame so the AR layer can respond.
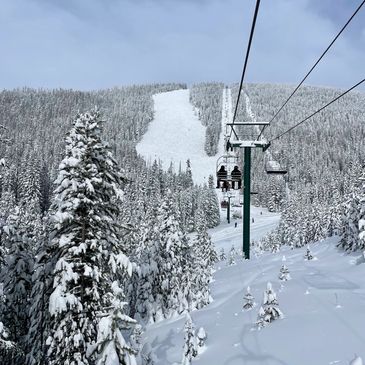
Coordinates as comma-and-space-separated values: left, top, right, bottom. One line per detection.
136, 89, 227, 185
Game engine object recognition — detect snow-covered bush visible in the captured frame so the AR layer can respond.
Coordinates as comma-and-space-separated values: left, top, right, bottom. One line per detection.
256, 282, 283, 329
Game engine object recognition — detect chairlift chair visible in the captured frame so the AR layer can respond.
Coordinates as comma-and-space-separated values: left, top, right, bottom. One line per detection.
220, 200, 228, 210
216, 154, 242, 191
265, 160, 287, 175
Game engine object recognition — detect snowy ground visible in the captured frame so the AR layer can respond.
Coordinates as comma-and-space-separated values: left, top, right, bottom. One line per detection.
136, 89, 225, 185
144, 215, 365, 365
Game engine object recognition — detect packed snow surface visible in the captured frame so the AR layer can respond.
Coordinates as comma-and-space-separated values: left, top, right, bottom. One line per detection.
136, 89, 225, 185
144, 207, 365, 364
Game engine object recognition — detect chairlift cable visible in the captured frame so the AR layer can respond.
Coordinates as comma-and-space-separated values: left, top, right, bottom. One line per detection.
229, 0, 261, 140
270, 77, 365, 142
257, 0, 365, 141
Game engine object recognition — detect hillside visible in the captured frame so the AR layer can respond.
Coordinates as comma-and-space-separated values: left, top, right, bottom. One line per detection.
136, 86, 365, 365
0, 82, 363, 364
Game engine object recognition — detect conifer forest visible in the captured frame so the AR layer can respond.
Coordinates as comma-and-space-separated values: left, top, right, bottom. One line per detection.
2, 0, 365, 364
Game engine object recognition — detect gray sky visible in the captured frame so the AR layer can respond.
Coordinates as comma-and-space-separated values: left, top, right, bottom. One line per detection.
1, 0, 364, 90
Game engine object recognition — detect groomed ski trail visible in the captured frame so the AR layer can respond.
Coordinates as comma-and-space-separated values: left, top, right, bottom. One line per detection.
136, 89, 226, 185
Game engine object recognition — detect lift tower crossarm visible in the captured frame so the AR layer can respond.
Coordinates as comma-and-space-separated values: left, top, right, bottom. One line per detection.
230, 139, 269, 149
226, 122, 270, 126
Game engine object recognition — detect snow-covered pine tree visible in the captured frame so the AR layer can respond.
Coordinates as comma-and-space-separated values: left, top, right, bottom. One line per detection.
256, 282, 283, 329
358, 171, 365, 250
0, 322, 24, 365
45, 111, 136, 365
219, 248, 226, 261
201, 187, 220, 228
91, 282, 137, 365
135, 218, 161, 323
196, 327, 207, 348
278, 265, 291, 281
185, 159, 194, 189
304, 246, 314, 260
195, 208, 218, 270
228, 245, 237, 265
130, 324, 143, 353
181, 313, 198, 365
155, 191, 191, 318
339, 193, 360, 251
243, 286, 255, 310
0, 207, 33, 360
208, 175, 214, 189
26, 218, 54, 365
189, 208, 215, 309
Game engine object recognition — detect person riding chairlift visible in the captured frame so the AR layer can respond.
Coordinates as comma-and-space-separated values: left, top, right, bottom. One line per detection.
217, 165, 228, 190
231, 165, 242, 189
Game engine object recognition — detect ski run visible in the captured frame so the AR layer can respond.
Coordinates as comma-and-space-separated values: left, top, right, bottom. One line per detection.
137, 90, 365, 365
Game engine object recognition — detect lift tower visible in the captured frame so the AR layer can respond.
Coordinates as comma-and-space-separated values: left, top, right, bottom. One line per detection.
227, 122, 270, 259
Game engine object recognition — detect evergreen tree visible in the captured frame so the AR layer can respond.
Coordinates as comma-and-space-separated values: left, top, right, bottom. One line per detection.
358, 171, 365, 250
201, 187, 220, 228
92, 283, 137, 365
304, 246, 314, 261
26, 218, 54, 365
45, 111, 136, 365
196, 327, 207, 348
339, 193, 360, 251
0, 207, 33, 358
185, 159, 194, 189
227, 245, 238, 265
190, 227, 213, 310
219, 248, 226, 261
135, 219, 161, 323
194, 208, 218, 270
0, 322, 24, 365
278, 265, 291, 281
243, 286, 255, 310
208, 175, 214, 189
130, 324, 143, 353
155, 191, 191, 319
256, 282, 283, 329
181, 313, 197, 365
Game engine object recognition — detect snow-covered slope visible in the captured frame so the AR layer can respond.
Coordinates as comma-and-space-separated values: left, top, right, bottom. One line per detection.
136, 89, 225, 185
145, 225, 365, 365
138, 86, 364, 364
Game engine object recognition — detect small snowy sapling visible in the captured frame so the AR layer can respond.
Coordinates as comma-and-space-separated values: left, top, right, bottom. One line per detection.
243, 286, 255, 310
181, 313, 198, 365
278, 265, 291, 281
304, 246, 314, 261
256, 282, 283, 329
227, 246, 237, 266
196, 327, 207, 347
219, 248, 226, 261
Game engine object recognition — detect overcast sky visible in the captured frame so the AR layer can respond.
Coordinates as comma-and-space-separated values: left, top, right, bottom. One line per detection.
1, 0, 364, 90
